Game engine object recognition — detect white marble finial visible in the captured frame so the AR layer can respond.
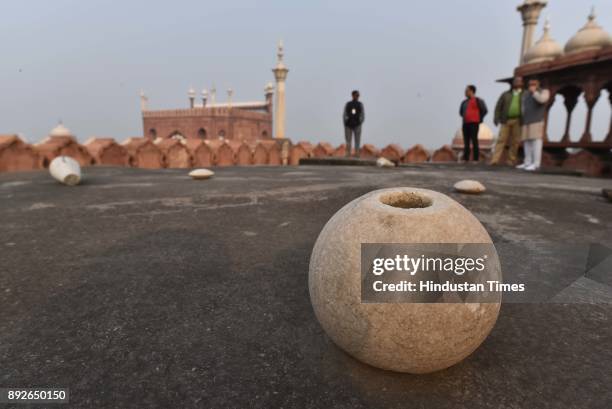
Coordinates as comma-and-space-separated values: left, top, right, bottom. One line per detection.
277, 39, 284, 62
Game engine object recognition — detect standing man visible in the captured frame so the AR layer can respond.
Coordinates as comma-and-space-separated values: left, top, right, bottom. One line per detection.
491, 77, 524, 165
343, 90, 365, 158
518, 78, 550, 171
459, 85, 488, 162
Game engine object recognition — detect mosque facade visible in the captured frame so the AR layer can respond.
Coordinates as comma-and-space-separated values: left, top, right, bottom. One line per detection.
140, 42, 288, 143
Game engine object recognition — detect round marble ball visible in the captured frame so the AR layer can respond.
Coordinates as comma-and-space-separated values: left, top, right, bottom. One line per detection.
308, 187, 501, 373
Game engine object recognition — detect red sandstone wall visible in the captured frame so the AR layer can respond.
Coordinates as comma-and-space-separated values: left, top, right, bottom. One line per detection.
402, 144, 430, 163
142, 107, 272, 143
122, 137, 164, 169
2, 134, 610, 177
252, 143, 269, 165
35, 136, 94, 168
289, 142, 313, 165
156, 139, 192, 168
85, 138, 130, 166
312, 142, 334, 158
431, 145, 458, 162
0, 135, 40, 172
186, 140, 214, 167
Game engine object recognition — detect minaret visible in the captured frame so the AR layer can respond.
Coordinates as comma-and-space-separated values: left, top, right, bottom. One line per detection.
201, 89, 208, 107
272, 40, 289, 139
517, 0, 547, 64
188, 87, 196, 108
227, 88, 234, 109
140, 90, 148, 111
210, 85, 217, 106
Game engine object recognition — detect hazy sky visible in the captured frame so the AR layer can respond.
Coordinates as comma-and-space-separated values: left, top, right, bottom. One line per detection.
1, 0, 611, 148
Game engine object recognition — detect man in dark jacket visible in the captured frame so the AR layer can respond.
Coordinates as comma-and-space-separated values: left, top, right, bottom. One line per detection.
491, 76, 523, 165
459, 85, 488, 162
343, 90, 365, 157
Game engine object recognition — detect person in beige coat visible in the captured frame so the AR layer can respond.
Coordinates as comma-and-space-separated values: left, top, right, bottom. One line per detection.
517, 79, 550, 171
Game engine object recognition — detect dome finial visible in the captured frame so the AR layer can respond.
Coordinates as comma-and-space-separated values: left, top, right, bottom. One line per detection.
523, 16, 563, 64
564, 6, 612, 54
277, 39, 284, 63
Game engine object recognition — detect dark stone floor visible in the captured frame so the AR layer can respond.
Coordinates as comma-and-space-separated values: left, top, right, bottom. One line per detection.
1, 165, 611, 409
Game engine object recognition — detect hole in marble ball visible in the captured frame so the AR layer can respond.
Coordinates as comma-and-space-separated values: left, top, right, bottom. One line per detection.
380, 191, 432, 209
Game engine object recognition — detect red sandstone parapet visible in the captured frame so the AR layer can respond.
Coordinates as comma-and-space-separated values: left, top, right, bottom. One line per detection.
431, 145, 458, 162
402, 144, 430, 163
156, 139, 192, 168
122, 137, 164, 169
289, 141, 313, 165
312, 142, 334, 158
333, 144, 351, 157
540, 150, 568, 168
207, 140, 235, 166
0, 135, 40, 172
35, 136, 94, 168
562, 149, 611, 177
228, 141, 253, 165
380, 144, 404, 162
360, 144, 380, 159
185, 139, 214, 167
252, 142, 269, 165
85, 138, 130, 166
259, 140, 282, 165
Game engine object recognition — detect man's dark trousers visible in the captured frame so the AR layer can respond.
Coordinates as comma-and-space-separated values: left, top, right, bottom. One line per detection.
462, 123, 479, 161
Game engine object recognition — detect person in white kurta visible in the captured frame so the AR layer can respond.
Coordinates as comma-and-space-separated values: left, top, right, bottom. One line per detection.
518, 79, 550, 171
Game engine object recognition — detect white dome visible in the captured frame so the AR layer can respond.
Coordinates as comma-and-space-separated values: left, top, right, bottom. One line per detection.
49, 122, 73, 138
565, 9, 612, 54
454, 123, 494, 142
524, 20, 563, 63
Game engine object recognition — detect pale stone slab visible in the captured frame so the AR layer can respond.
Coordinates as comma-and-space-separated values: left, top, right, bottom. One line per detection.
189, 168, 215, 180
454, 179, 486, 194
376, 157, 395, 168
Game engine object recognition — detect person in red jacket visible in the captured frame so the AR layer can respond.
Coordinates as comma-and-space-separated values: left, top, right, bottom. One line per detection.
459, 85, 488, 162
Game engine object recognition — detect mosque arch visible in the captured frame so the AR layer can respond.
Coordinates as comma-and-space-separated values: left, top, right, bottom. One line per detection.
149, 128, 157, 139
197, 128, 207, 139
547, 85, 583, 142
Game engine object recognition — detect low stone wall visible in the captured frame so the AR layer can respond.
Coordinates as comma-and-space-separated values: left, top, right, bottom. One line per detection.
1, 135, 610, 176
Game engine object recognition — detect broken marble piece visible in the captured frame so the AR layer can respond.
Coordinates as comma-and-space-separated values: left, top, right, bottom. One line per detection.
376, 157, 395, 168
49, 156, 81, 186
454, 180, 486, 194
189, 168, 215, 180
308, 187, 501, 373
